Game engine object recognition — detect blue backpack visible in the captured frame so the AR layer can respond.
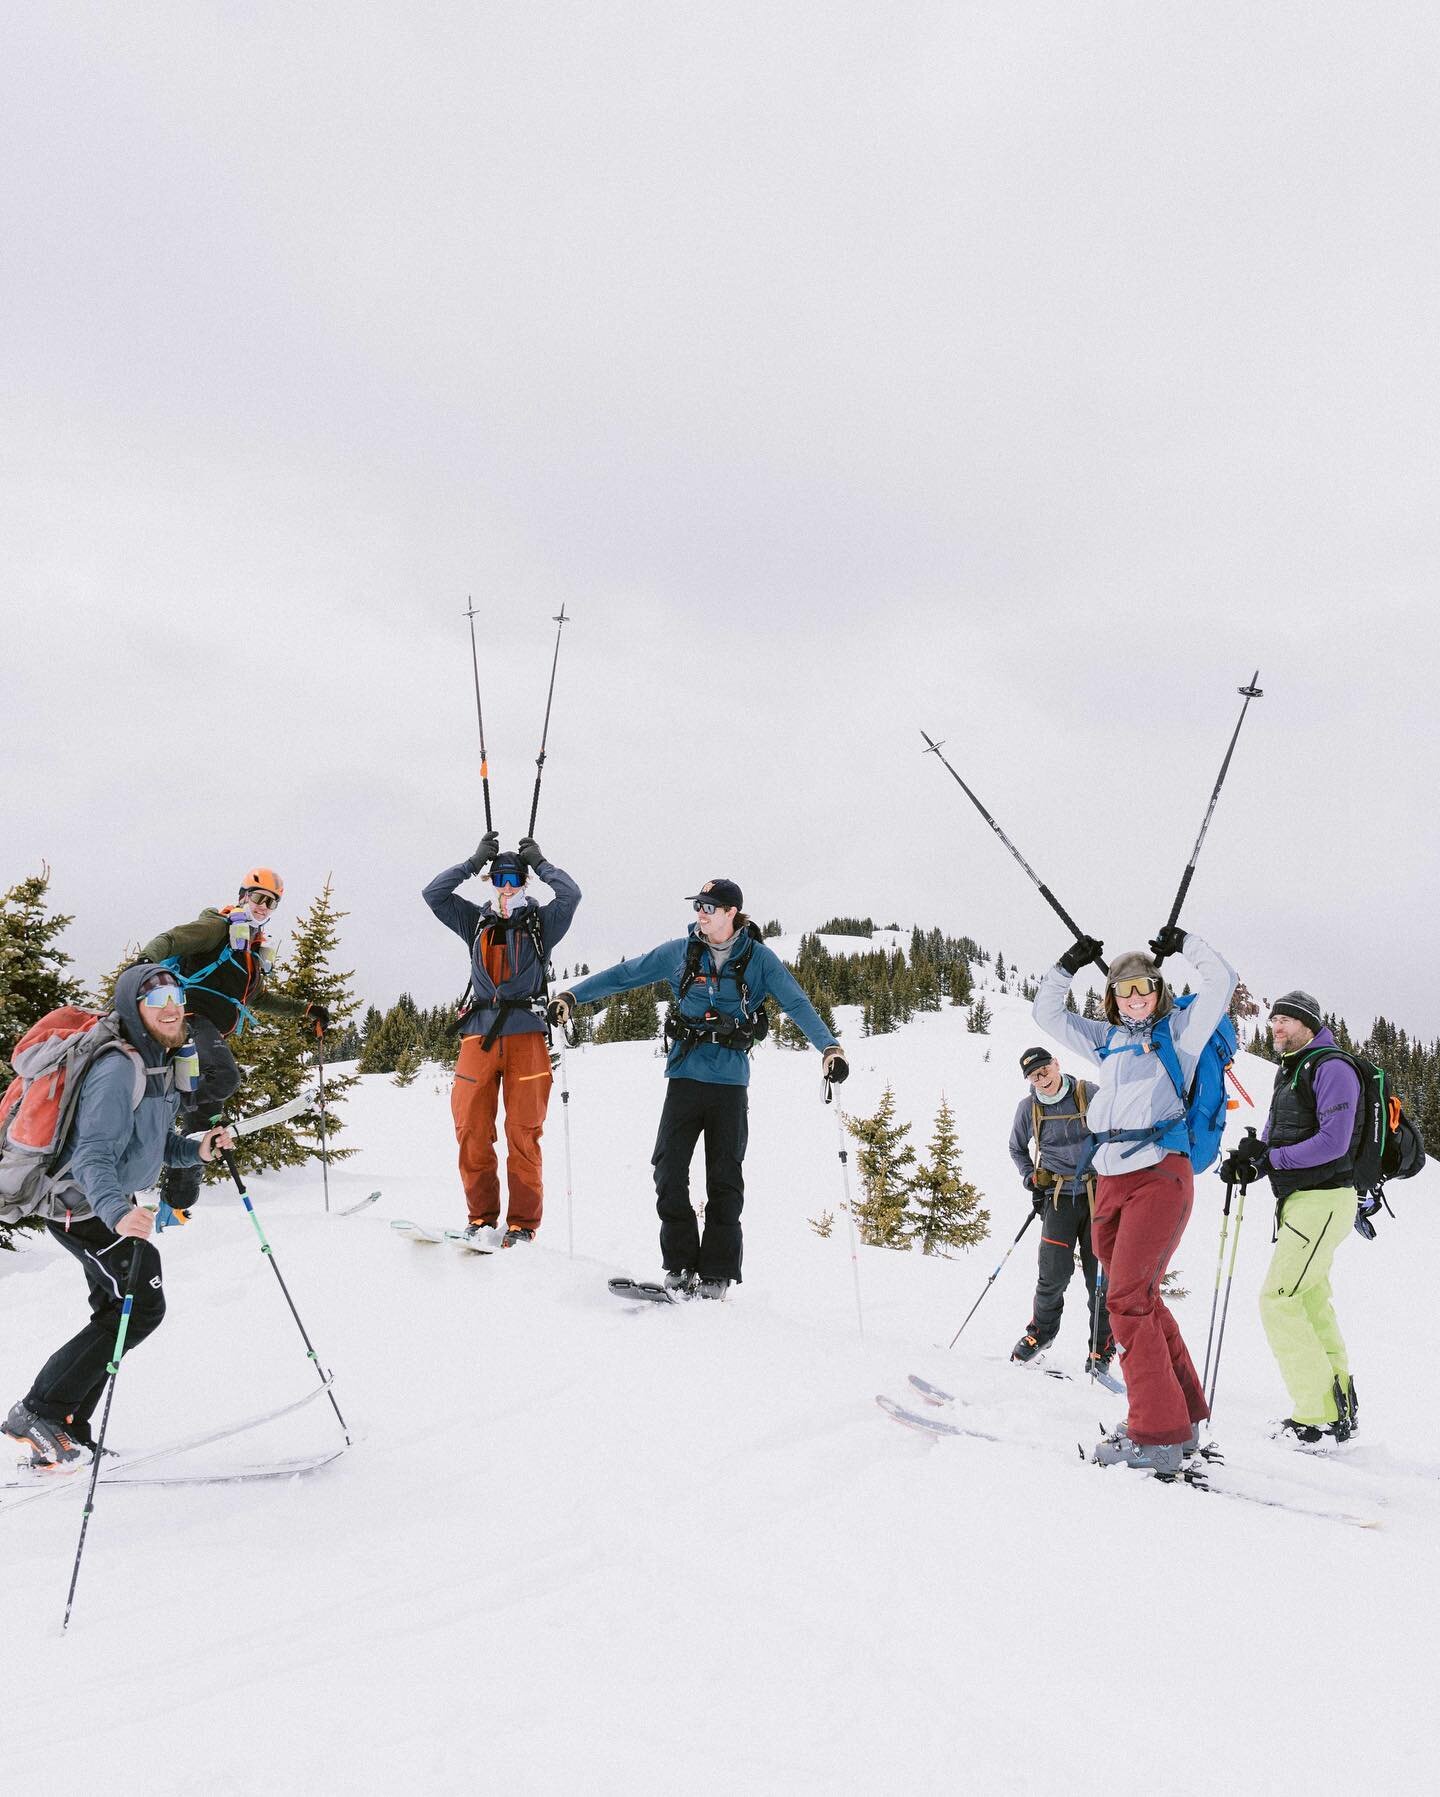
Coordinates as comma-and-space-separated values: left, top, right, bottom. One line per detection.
1093, 996, 1238, 1173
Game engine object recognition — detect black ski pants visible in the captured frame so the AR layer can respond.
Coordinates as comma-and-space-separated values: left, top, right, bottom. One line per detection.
25, 1218, 166, 1440
162, 1013, 239, 1209
651, 1078, 749, 1283
1027, 1183, 1112, 1354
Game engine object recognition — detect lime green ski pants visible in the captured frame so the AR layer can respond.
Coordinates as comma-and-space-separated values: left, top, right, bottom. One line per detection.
1258, 1185, 1358, 1425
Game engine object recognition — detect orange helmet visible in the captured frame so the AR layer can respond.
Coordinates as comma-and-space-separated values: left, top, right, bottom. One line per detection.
241, 866, 285, 900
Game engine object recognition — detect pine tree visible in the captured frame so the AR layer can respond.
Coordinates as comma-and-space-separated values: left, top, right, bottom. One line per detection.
966, 996, 992, 1035
1082, 987, 1103, 1020
949, 959, 974, 1006
905, 1098, 990, 1256
844, 1084, 915, 1248
0, 865, 87, 1068
392, 1046, 421, 1087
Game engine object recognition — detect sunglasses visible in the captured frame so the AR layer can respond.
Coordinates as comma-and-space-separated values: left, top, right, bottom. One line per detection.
139, 981, 184, 1010
245, 890, 280, 911
693, 900, 718, 915
1112, 976, 1159, 999
492, 868, 525, 889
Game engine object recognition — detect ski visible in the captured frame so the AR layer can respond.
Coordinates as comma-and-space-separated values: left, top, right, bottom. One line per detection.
185, 1086, 320, 1143
608, 1276, 678, 1306
336, 1190, 381, 1217
390, 1219, 446, 1244
1, 1380, 341, 1514
876, 1395, 1004, 1443
908, 1374, 956, 1406
445, 1229, 497, 1255
97, 1448, 346, 1488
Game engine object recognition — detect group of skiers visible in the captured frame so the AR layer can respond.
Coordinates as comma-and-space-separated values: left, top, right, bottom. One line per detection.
1013, 926, 1366, 1472
0, 852, 1391, 1483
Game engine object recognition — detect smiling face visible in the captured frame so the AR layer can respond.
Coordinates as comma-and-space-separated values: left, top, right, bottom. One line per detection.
1270, 1012, 1315, 1054
1027, 1058, 1063, 1096
1112, 980, 1160, 1025
695, 902, 738, 946
136, 976, 188, 1049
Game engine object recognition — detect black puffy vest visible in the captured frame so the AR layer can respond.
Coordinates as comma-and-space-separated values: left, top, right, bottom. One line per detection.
1267, 1050, 1357, 1202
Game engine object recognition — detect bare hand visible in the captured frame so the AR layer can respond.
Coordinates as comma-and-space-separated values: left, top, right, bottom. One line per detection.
116, 1207, 155, 1241
199, 1126, 236, 1163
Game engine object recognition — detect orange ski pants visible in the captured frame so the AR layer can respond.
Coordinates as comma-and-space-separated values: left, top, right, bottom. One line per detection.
450, 1030, 553, 1229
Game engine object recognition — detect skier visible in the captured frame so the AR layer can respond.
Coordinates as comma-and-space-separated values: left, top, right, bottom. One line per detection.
2, 966, 234, 1468
422, 832, 580, 1247
1007, 1046, 1113, 1375
135, 868, 329, 1212
547, 879, 847, 1298
1033, 926, 1238, 1475
1219, 990, 1361, 1446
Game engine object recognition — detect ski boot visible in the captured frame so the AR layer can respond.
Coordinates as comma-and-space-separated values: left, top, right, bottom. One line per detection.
1010, 1332, 1047, 1364
502, 1227, 536, 1248
1091, 1430, 1185, 1477
664, 1269, 698, 1298
698, 1277, 731, 1301
3, 1400, 83, 1470
463, 1222, 502, 1250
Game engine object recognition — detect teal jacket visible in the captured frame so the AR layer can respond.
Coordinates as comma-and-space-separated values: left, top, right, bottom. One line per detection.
571, 925, 838, 1087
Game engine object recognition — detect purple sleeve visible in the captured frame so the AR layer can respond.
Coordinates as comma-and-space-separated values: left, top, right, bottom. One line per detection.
1266, 1060, 1362, 1171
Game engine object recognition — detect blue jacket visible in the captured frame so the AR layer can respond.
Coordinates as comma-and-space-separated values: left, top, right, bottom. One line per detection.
570, 924, 839, 1087
422, 859, 581, 1041
1032, 931, 1238, 1176
53, 963, 204, 1231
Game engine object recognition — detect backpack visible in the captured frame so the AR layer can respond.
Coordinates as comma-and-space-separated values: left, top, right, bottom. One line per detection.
1289, 1047, 1427, 1196
663, 924, 771, 1059
1092, 996, 1238, 1174
0, 1007, 146, 1224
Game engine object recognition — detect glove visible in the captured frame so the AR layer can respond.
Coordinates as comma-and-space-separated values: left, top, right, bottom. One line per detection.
1219, 1139, 1269, 1186
1030, 1187, 1046, 1217
547, 991, 576, 1030
1057, 936, 1104, 977
1148, 923, 1187, 963
468, 830, 500, 875
822, 1047, 849, 1085
155, 1200, 190, 1232
303, 1001, 331, 1034
1354, 1191, 1383, 1241
517, 836, 545, 872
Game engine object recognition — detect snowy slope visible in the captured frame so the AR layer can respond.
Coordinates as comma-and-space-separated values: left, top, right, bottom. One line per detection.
3, 981, 1437, 1796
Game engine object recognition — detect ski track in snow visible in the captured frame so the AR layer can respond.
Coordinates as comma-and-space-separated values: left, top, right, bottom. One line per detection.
3, 981, 1438, 1795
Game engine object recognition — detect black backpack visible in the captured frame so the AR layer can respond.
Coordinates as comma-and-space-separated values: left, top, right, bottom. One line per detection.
1293, 1046, 1426, 1208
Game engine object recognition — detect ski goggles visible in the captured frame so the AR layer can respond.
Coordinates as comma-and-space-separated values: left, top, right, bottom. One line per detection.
244, 888, 280, 911
138, 975, 185, 1008
1111, 976, 1160, 999
491, 866, 525, 888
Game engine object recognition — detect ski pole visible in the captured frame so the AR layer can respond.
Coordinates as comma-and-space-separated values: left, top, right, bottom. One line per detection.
313, 1031, 331, 1215
558, 1035, 575, 1261
920, 730, 1108, 976
526, 605, 570, 838
1154, 670, 1263, 957
462, 597, 494, 833
1200, 1170, 1238, 1397
1205, 1173, 1250, 1422
826, 1094, 865, 1339
947, 1209, 1040, 1350
62, 1237, 145, 1631
222, 1150, 351, 1446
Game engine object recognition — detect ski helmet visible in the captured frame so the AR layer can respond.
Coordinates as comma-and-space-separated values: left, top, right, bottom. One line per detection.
241, 866, 285, 901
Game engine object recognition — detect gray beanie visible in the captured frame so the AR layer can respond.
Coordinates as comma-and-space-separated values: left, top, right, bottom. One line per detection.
1270, 989, 1323, 1032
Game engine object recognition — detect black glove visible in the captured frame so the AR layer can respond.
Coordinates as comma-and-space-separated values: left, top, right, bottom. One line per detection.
517, 836, 545, 872
1058, 936, 1104, 977
468, 830, 500, 875
1219, 1139, 1269, 1186
1023, 1176, 1047, 1216
303, 1001, 331, 1035
1148, 923, 1187, 963
1354, 1192, 1383, 1241
547, 991, 576, 1030
822, 1047, 849, 1085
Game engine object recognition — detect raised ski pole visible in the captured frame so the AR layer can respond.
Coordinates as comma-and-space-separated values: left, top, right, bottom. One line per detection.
825, 1078, 865, 1338
1154, 671, 1263, 959
1204, 1138, 1256, 1420
463, 596, 494, 833
946, 1210, 1040, 1350
313, 1027, 331, 1215
222, 1149, 351, 1446
62, 1239, 145, 1632
558, 1034, 576, 1260
527, 604, 570, 838
920, 730, 1108, 976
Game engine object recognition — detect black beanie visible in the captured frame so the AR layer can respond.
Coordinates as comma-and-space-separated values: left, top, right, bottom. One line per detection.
1270, 990, 1323, 1033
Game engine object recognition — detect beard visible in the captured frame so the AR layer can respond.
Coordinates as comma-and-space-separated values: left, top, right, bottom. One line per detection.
144, 1014, 188, 1050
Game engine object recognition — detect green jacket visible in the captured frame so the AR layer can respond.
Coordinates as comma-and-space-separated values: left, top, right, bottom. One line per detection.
138, 908, 306, 1036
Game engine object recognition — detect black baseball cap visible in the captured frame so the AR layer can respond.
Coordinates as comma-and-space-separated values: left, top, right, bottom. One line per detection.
685, 878, 743, 910
1020, 1046, 1056, 1078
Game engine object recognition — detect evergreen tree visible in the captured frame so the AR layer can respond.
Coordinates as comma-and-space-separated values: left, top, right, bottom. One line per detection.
593, 983, 662, 1044
761, 919, 783, 939
905, 1098, 990, 1256
966, 996, 992, 1035
1082, 987, 1103, 1020
392, 1046, 421, 1087
995, 951, 1007, 986
949, 959, 974, 1006
844, 1084, 914, 1248
0, 865, 86, 1068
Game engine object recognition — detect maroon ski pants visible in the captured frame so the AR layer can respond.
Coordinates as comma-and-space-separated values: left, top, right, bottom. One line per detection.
1092, 1152, 1209, 1446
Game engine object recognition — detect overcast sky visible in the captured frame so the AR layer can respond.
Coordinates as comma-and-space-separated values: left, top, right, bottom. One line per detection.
4, 3, 1438, 1039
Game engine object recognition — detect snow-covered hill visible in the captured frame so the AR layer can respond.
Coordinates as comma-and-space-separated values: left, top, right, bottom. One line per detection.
3, 982, 1436, 1795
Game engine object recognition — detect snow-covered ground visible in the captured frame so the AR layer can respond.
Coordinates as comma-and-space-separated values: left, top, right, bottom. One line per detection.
4, 978, 1437, 1795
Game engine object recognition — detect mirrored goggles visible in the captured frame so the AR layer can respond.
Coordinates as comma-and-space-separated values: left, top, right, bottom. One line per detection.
138, 979, 185, 1010
244, 889, 280, 911
693, 900, 718, 915
491, 867, 525, 889
1111, 976, 1159, 999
